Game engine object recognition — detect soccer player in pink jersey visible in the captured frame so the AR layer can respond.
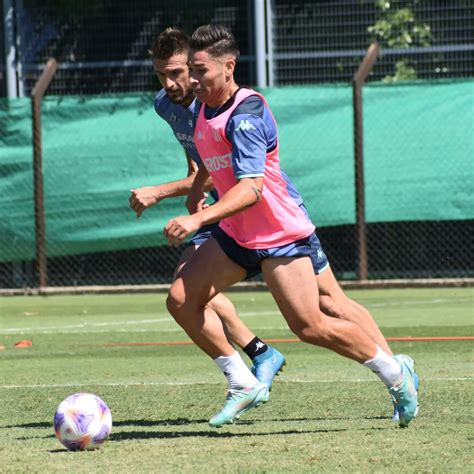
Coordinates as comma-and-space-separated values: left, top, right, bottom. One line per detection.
164, 25, 418, 428
129, 28, 286, 391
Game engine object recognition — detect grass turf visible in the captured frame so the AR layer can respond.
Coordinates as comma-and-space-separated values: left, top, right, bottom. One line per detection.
0, 287, 472, 472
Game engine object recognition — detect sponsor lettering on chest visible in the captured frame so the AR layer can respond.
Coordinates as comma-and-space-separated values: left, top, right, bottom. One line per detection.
203, 153, 232, 172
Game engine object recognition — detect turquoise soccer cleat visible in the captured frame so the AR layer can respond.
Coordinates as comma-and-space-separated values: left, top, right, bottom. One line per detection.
389, 355, 419, 428
209, 382, 269, 428
251, 346, 286, 392
392, 354, 420, 422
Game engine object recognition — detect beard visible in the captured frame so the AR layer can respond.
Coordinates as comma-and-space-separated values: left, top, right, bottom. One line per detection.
166, 88, 194, 105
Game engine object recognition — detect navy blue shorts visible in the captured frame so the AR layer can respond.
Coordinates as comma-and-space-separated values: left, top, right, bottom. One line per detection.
307, 232, 329, 275
188, 204, 329, 277
211, 226, 316, 279
188, 222, 220, 247
298, 203, 329, 275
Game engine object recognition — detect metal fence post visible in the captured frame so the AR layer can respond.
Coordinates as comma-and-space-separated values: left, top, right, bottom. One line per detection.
352, 42, 379, 281
254, 0, 267, 88
3, 0, 18, 97
265, 0, 275, 87
31, 58, 58, 289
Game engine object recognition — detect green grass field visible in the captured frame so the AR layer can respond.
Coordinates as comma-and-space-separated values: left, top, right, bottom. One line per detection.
0, 288, 472, 472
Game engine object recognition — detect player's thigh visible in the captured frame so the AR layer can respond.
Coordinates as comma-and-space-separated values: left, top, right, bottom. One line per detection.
174, 244, 199, 278
171, 237, 247, 306
316, 266, 346, 300
261, 256, 321, 331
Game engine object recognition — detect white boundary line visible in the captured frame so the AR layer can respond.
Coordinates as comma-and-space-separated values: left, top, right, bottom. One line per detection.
0, 377, 472, 390
2, 298, 472, 334
1, 278, 472, 296
0, 311, 279, 334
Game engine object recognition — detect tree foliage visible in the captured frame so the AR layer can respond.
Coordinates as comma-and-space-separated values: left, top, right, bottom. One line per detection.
368, 0, 432, 81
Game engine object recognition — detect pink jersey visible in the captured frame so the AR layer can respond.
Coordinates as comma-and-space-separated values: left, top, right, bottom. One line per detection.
194, 88, 315, 249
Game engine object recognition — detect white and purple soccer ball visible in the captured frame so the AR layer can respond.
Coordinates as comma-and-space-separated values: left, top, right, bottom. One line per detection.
54, 393, 112, 450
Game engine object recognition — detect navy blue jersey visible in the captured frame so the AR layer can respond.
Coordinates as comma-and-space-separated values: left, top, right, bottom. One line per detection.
154, 89, 218, 201
154, 89, 201, 164
204, 90, 303, 206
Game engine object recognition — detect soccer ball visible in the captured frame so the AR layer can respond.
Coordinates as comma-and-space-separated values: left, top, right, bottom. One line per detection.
54, 392, 112, 450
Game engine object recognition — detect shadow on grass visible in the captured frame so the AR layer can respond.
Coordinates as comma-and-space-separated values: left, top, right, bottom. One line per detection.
235, 415, 391, 424
14, 420, 388, 446
3, 421, 51, 429
109, 427, 349, 441
5, 414, 392, 431
41, 427, 355, 451
4, 418, 206, 429
113, 418, 208, 426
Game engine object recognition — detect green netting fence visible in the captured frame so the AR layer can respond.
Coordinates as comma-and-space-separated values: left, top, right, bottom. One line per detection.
1, 80, 473, 286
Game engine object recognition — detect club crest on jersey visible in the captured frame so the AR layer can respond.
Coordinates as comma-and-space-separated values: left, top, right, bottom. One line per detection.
197, 131, 203, 140
235, 119, 256, 131
170, 113, 177, 122
212, 128, 222, 142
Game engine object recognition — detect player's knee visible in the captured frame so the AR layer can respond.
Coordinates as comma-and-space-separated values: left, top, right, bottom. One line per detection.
319, 295, 344, 319
206, 297, 221, 314
298, 317, 341, 348
166, 285, 206, 327
289, 319, 329, 346
166, 285, 186, 318
207, 293, 234, 316
296, 326, 318, 344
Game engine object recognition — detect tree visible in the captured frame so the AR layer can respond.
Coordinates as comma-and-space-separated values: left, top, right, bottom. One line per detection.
368, 0, 432, 82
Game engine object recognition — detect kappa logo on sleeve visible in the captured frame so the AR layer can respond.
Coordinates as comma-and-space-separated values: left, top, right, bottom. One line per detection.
235, 119, 256, 131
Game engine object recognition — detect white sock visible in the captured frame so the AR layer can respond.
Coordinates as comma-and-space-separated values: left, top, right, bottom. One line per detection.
214, 351, 259, 390
363, 345, 402, 387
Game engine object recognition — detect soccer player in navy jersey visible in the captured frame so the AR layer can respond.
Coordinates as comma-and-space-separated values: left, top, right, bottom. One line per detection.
163, 24, 418, 428
129, 27, 286, 393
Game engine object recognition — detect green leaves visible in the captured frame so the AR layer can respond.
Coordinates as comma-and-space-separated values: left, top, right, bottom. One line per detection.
368, 1, 432, 81
369, 5, 431, 49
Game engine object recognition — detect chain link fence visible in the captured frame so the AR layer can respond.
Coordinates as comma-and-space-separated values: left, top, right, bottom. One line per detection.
272, 0, 474, 84
4, 0, 473, 95
1, 0, 473, 289
16, 0, 255, 95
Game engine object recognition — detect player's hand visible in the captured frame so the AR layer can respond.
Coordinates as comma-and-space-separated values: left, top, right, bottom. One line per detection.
186, 191, 208, 214
164, 215, 202, 246
129, 186, 161, 217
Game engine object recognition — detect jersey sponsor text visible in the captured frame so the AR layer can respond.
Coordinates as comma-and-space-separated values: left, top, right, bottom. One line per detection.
203, 153, 232, 172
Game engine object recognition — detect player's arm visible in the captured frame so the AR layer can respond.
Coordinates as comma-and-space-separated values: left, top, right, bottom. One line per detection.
186, 150, 198, 177
165, 108, 268, 245
165, 176, 262, 246
185, 163, 210, 214
194, 175, 262, 221
130, 151, 213, 217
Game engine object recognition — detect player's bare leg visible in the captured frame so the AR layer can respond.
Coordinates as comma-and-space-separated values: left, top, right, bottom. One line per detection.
261, 255, 418, 427
315, 266, 419, 421
316, 266, 393, 355
262, 257, 379, 362
175, 245, 257, 347
176, 244, 286, 390
167, 238, 269, 426
168, 240, 250, 356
